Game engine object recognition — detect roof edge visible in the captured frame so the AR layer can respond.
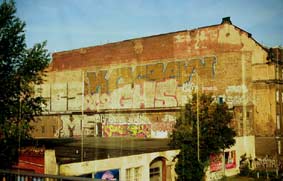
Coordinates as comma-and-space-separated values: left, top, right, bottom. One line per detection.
52, 17, 269, 57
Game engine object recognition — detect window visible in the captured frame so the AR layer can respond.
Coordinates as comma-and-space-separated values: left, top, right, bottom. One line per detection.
150, 167, 160, 178
217, 96, 224, 104
126, 167, 142, 181
134, 167, 141, 181
246, 111, 250, 119
126, 168, 133, 181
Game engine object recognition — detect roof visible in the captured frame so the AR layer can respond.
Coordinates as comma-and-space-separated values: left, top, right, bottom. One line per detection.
35, 137, 173, 164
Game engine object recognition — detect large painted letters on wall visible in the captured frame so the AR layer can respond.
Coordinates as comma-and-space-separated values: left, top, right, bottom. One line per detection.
85, 56, 217, 111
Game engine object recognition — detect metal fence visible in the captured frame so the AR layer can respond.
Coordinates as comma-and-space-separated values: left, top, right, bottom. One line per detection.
0, 169, 101, 181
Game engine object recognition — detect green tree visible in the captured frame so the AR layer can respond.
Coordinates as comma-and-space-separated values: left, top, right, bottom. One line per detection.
170, 94, 236, 180
0, 0, 50, 169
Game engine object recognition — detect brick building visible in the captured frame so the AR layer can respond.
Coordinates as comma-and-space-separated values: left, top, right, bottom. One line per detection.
33, 17, 282, 159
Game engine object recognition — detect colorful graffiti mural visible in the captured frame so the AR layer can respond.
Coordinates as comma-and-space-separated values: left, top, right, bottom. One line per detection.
50, 113, 176, 138
103, 124, 151, 138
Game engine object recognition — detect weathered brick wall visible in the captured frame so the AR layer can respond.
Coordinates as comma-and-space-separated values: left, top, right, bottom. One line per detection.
31, 116, 61, 138
33, 21, 276, 138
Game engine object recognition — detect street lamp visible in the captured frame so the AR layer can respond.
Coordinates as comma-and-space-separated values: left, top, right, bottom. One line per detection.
195, 70, 200, 162
81, 70, 85, 162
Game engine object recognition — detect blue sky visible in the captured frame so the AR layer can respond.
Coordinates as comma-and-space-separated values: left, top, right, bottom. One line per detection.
12, 0, 283, 53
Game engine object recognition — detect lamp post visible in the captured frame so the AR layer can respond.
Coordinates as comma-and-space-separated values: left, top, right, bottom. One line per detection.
81, 70, 84, 162
192, 69, 201, 162
196, 72, 200, 162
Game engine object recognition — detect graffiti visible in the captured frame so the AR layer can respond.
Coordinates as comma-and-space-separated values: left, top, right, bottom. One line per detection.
37, 56, 218, 112
182, 82, 197, 93
85, 79, 178, 110
98, 113, 176, 138
224, 85, 251, 107
128, 114, 150, 124
67, 115, 75, 137
51, 83, 67, 111
84, 56, 217, 110
225, 151, 236, 169
210, 153, 223, 172
152, 115, 176, 132
151, 122, 175, 132
225, 95, 246, 106
226, 85, 248, 94
202, 86, 218, 92
254, 157, 277, 170
58, 114, 97, 137
103, 124, 151, 138
56, 113, 177, 138
59, 115, 81, 137
97, 114, 150, 124
155, 79, 178, 107
162, 115, 176, 122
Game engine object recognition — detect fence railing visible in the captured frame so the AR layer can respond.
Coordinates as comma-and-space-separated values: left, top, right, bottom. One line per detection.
0, 169, 101, 181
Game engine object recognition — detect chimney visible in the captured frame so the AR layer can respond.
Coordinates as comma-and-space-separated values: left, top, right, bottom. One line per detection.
221, 17, 232, 24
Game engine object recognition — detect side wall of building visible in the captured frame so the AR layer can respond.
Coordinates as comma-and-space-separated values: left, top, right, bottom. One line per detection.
33, 22, 276, 139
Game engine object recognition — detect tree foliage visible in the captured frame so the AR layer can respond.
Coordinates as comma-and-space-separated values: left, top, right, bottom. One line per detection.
0, 0, 50, 168
170, 94, 236, 180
